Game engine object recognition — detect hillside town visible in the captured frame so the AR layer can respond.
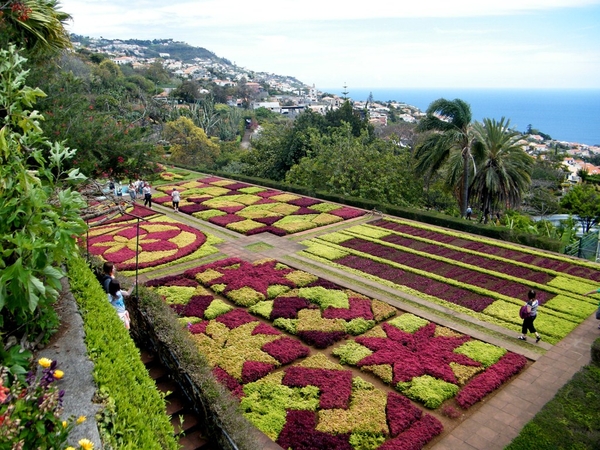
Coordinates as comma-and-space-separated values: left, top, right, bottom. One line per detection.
74, 36, 600, 183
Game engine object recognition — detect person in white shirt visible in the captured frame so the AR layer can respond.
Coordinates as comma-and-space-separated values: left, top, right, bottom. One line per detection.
171, 187, 181, 212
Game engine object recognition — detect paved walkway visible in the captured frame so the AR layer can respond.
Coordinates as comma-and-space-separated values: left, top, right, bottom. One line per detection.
146, 202, 599, 449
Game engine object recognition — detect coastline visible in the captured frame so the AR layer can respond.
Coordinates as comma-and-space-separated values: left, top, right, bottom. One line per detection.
323, 87, 600, 146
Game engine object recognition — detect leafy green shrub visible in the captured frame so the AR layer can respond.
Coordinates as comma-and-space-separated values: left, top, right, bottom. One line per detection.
204, 299, 234, 319
387, 314, 429, 333
332, 341, 373, 365
397, 375, 459, 409
297, 286, 349, 309
67, 256, 179, 450
454, 341, 507, 368
0, 45, 86, 345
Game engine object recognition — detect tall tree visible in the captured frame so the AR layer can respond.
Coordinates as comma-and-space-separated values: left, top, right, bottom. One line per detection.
469, 118, 534, 222
415, 98, 474, 216
163, 117, 220, 168
560, 183, 600, 234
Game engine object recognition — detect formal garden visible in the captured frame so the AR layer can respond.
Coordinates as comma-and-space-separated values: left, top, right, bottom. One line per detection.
76, 173, 600, 449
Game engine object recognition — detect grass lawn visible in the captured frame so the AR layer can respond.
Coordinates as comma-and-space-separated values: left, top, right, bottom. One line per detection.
506, 360, 600, 449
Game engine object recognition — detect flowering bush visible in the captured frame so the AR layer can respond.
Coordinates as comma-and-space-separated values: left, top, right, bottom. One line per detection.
0, 359, 91, 449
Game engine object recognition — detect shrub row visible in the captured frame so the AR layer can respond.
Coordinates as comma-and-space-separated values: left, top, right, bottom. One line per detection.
67, 256, 179, 450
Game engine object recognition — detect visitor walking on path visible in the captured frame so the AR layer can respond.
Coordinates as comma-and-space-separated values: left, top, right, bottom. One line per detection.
518, 289, 542, 342
584, 287, 600, 329
171, 187, 180, 212
466, 206, 472, 220
129, 182, 137, 202
143, 182, 152, 208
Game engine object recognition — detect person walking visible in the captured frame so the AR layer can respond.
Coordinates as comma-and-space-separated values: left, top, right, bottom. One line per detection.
129, 182, 137, 202
143, 182, 152, 208
518, 289, 542, 342
466, 206, 472, 220
584, 287, 600, 329
171, 187, 180, 212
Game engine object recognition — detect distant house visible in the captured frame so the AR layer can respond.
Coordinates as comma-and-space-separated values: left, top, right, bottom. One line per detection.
112, 56, 135, 65
252, 101, 281, 112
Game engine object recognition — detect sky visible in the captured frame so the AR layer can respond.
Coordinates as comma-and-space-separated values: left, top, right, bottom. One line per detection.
59, 0, 600, 90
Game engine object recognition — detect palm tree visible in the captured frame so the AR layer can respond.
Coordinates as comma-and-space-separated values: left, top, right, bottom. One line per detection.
415, 98, 474, 216
0, 0, 72, 60
469, 117, 534, 223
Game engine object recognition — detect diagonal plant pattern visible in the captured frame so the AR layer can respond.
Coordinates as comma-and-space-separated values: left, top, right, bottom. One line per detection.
151, 176, 364, 235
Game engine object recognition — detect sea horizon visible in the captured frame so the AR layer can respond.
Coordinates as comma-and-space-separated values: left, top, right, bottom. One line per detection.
322, 87, 600, 147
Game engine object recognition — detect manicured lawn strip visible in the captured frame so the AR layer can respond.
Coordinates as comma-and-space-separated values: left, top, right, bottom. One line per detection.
341, 225, 596, 308
372, 218, 600, 282
359, 222, 600, 298
299, 250, 576, 344
506, 363, 600, 450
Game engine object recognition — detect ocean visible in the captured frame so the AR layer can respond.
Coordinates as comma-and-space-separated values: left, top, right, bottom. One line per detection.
322, 88, 600, 147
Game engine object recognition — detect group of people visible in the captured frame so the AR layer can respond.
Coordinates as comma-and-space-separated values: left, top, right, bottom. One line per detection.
99, 262, 135, 330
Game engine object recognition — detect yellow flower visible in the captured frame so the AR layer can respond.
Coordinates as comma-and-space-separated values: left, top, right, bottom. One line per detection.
62, 421, 68, 428
54, 370, 64, 379
77, 415, 87, 424
38, 357, 52, 368
66, 447, 75, 450
78, 438, 94, 450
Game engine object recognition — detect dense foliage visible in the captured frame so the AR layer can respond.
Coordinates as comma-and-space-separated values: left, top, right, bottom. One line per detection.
0, 45, 86, 344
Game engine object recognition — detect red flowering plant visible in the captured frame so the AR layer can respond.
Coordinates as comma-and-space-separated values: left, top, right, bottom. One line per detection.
239, 354, 443, 449
86, 220, 217, 271
332, 313, 526, 410
186, 258, 396, 348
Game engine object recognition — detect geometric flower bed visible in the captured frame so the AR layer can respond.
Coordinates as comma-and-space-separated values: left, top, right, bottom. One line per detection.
241, 355, 444, 449
85, 217, 222, 272
145, 256, 529, 449
300, 219, 600, 344
144, 276, 444, 448
168, 257, 398, 348
151, 176, 364, 235
333, 313, 527, 409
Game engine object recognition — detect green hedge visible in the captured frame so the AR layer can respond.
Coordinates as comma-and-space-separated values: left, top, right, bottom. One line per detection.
67, 256, 179, 450
171, 164, 563, 253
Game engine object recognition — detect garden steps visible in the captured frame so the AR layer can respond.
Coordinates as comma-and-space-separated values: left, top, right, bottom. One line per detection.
140, 348, 215, 450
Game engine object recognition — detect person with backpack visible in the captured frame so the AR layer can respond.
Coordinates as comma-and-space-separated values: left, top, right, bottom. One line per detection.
518, 289, 541, 342
98, 262, 115, 293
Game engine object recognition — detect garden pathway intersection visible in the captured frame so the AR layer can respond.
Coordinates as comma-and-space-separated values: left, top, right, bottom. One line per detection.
146, 200, 599, 450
